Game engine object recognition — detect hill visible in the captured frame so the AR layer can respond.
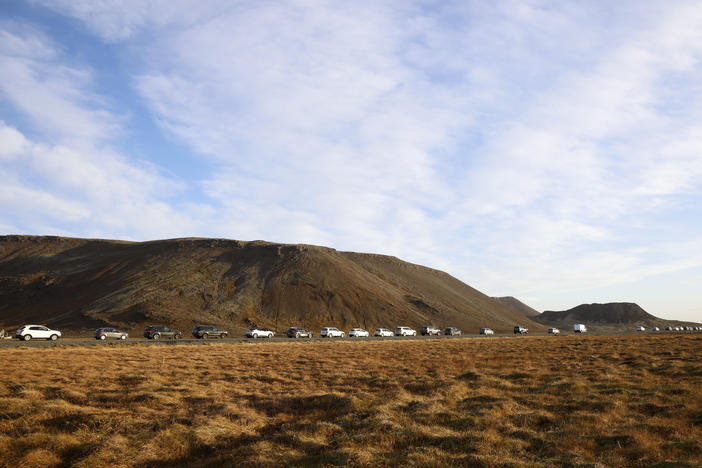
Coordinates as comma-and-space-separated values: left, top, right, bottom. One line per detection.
0, 235, 546, 335
492, 296, 540, 317
534, 302, 699, 330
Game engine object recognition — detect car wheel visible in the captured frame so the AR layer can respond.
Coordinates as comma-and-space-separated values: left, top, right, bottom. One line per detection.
50, 334, 58, 341
268, 333, 273, 338
152, 333, 160, 340
202, 333, 209, 340
296, 332, 301, 338
100, 334, 106, 340
341, 333, 345, 337
174, 334, 181, 340
23, 334, 31, 341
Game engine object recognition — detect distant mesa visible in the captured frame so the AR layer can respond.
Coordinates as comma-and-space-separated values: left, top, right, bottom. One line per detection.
534, 302, 700, 329
0, 235, 546, 335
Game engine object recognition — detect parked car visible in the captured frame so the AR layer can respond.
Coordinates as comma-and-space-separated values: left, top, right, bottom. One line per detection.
95, 327, 128, 340
480, 328, 494, 335
514, 326, 528, 334
374, 328, 393, 337
192, 325, 228, 339
652, 327, 660, 331
349, 328, 369, 337
144, 325, 182, 340
548, 328, 560, 335
246, 327, 274, 338
15, 325, 61, 341
574, 324, 587, 333
395, 326, 417, 336
444, 327, 461, 336
665, 326, 673, 331
286, 327, 313, 338
635, 326, 646, 332
421, 326, 441, 336
320, 327, 345, 338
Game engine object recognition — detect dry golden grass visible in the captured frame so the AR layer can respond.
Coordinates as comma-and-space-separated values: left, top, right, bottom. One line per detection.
1, 335, 701, 467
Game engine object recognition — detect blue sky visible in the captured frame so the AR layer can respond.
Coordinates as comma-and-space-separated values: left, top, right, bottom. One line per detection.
1, 1, 701, 322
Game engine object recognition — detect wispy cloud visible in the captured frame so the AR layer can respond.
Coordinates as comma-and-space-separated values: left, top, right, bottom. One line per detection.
0, 24, 122, 144
0, 24, 197, 239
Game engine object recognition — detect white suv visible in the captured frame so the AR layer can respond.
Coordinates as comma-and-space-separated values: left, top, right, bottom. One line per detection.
320, 327, 345, 338
16, 325, 62, 341
374, 328, 393, 337
349, 328, 369, 337
394, 326, 417, 336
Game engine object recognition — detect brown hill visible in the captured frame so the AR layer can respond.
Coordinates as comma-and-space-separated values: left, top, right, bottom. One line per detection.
534, 302, 699, 330
493, 296, 540, 317
0, 235, 546, 335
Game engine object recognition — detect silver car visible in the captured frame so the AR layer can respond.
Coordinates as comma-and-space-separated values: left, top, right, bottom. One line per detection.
95, 327, 128, 340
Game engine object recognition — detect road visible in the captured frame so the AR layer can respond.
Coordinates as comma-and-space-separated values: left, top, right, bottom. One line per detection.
0, 330, 688, 348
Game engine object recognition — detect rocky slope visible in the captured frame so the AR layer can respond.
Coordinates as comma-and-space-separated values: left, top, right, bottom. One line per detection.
493, 296, 541, 317
0, 235, 546, 335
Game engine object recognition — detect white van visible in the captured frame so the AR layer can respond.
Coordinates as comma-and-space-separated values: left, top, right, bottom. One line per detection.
574, 324, 587, 333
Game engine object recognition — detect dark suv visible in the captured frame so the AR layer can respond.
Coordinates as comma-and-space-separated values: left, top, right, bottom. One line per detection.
192, 325, 228, 339
286, 327, 313, 338
144, 325, 182, 340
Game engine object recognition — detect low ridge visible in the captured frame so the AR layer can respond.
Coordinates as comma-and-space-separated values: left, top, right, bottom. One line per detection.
534, 302, 699, 330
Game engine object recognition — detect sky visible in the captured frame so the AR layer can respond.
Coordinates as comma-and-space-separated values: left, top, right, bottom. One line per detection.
1, 1, 701, 322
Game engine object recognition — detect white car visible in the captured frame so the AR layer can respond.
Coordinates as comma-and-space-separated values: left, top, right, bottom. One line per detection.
548, 328, 560, 335
636, 326, 646, 332
479, 328, 494, 335
652, 327, 660, 332
374, 328, 393, 337
320, 327, 345, 338
349, 328, 369, 337
246, 328, 274, 338
394, 326, 417, 336
15, 325, 62, 341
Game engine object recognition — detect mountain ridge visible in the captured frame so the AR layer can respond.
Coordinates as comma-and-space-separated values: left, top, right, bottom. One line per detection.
0, 235, 546, 335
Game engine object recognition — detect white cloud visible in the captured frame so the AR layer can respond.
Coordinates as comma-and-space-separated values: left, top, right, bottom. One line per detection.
0, 27, 122, 144
0, 122, 28, 159
0, 24, 200, 240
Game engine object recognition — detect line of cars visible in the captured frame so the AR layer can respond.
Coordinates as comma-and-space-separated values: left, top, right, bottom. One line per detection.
12, 322, 702, 341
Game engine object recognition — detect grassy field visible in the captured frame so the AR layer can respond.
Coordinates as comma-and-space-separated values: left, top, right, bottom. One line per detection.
1, 335, 701, 467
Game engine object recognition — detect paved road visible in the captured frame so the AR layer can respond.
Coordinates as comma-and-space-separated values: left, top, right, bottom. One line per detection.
1, 330, 692, 348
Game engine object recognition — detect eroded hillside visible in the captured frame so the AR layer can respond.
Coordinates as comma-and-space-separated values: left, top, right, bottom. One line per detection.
0, 235, 544, 334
